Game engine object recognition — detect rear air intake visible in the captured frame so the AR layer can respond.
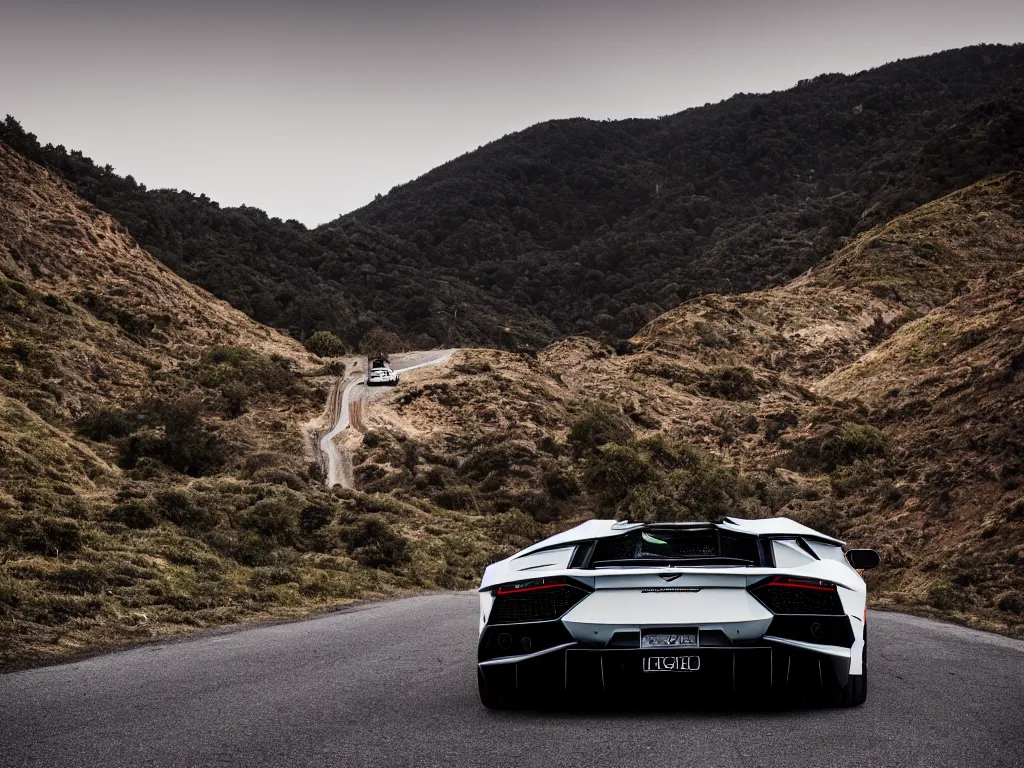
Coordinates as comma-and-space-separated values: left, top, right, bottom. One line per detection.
748, 576, 845, 616
488, 578, 591, 625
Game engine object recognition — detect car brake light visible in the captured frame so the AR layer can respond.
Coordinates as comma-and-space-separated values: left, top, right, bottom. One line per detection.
496, 578, 568, 595
748, 575, 845, 615
488, 578, 591, 624
759, 576, 836, 592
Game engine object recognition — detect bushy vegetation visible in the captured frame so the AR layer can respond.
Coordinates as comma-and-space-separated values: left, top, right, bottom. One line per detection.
0, 459, 550, 667
189, 346, 307, 417
305, 331, 346, 358
580, 435, 752, 521
118, 401, 226, 476
784, 422, 889, 472
75, 407, 134, 441
568, 401, 634, 457
344, 515, 411, 570
697, 366, 760, 401
4, 46, 1023, 348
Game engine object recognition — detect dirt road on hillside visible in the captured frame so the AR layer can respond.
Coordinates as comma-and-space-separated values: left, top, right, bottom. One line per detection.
318, 350, 455, 488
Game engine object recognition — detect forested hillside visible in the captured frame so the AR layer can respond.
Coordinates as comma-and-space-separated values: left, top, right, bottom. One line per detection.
345, 45, 1024, 338
3, 44, 1023, 349
355, 173, 1024, 637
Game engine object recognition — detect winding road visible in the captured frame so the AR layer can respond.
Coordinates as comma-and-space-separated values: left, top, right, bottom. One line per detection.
318, 350, 454, 488
2, 596, 1022, 768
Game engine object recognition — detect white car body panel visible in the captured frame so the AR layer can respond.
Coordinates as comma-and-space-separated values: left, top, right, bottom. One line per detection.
366, 363, 399, 386
477, 517, 874, 695
562, 587, 774, 645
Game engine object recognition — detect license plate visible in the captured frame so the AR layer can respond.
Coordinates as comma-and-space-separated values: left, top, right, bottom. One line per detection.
642, 631, 697, 648
643, 655, 701, 673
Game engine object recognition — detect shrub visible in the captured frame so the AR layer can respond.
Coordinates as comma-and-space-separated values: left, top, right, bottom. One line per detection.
119, 401, 225, 476
4, 515, 83, 556
661, 461, 746, 520
460, 442, 536, 480
299, 504, 335, 535
515, 490, 559, 522
927, 581, 972, 611
76, 407, 135, 441
786, 422, 888, 472
763, 411, 799, 442
251, 468, 306, 491
996, 593, 1023, 615
345, 515, 411, 570
51, 563, 110, 594
582, 443, 655, 507
33, 595, 103, 625
193, 347, 300, 396
110, 499, 159, 529
0, 576, 24, 615
219, 382, 250, 418
542, 466, 580, 500
154, 489, 220, 530
698, 366, 759, 401
306, 331, 347, 358
829, 462, 879, 499
320, 360, 347, 376
489, 510, 542, 550
695, 321, 728, 348
568, 402, 633, 458
241, 498, 298, 544
434, 485, 478, 511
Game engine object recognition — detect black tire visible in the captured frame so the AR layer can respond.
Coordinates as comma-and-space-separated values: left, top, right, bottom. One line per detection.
849, 636, 868, 706
826, 638, 867, 707
478, 668, 507, 710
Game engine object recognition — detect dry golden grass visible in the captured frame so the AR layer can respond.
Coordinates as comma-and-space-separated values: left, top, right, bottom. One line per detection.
0, 142, 525, 669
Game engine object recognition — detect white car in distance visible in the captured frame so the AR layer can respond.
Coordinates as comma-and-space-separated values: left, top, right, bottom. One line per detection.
366, 358, 399, 387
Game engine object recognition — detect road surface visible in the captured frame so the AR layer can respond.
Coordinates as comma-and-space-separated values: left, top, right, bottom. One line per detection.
2, 595, 1022, 768
318, 349, 454, 488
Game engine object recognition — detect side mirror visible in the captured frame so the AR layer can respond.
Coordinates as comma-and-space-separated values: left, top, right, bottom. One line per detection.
846, 549, 880, 571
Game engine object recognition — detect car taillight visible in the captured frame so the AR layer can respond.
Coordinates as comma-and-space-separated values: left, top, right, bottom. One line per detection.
489, 578, 590, 624
748, 576, 845, 615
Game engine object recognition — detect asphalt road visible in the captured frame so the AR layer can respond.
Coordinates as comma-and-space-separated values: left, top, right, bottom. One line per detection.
2, 594, 1023, 768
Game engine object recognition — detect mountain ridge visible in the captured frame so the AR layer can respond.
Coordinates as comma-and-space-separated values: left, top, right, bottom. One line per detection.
3, 43, 1023, 349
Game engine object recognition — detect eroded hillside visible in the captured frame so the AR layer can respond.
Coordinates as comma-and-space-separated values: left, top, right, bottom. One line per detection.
0, 143, 522, 669
353, 174, 1024, 636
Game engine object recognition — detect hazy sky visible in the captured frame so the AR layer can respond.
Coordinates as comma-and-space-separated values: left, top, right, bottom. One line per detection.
2, 0, 1022, 225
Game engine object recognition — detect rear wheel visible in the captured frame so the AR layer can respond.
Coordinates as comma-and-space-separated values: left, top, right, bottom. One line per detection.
849, 636, 868, 706
478, 668, 508, 710
825, 638, 867, 707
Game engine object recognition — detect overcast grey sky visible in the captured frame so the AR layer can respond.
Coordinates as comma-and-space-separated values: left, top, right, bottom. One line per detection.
2, 0, 1022, 225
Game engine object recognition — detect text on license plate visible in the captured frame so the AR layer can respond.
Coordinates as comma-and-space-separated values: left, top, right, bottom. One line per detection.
642, 631, 697, 648
643, 655, 701, 672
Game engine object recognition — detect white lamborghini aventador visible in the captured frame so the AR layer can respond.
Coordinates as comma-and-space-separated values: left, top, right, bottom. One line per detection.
477, 517, 880, 709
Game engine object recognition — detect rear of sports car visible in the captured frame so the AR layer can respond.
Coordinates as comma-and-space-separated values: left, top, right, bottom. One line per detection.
477, 520, 873, 709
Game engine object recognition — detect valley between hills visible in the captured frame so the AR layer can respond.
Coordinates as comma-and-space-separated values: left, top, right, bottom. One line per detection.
2, 45, 1024, 669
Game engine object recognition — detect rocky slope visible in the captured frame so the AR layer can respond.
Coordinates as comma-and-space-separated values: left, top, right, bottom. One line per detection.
353, 173, 1024, 636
